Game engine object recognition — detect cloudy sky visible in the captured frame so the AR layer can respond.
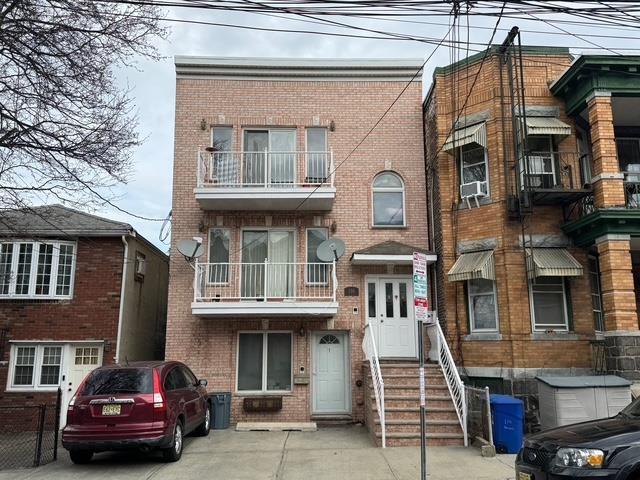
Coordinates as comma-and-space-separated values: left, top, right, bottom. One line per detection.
96, 5, 639, 250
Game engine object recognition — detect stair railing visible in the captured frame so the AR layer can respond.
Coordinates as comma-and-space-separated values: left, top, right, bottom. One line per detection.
434, 321, 468, 446
362, 323, 385, 448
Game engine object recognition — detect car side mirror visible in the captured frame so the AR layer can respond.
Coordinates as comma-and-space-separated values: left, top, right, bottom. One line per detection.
198, 379, 208, 387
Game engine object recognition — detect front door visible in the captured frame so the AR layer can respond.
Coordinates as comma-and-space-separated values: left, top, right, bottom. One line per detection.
313, 332, 349, 414
367, 277, 417, 358
60, 344, 103, 427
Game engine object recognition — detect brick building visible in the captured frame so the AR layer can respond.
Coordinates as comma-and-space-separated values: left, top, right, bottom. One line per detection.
166, 57, 463, 446
424, 46, 640, 415
0, 205, 169, 426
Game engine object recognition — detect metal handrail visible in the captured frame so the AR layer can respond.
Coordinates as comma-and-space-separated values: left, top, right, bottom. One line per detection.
363, 324, 386, 448
435, 321, 468, 447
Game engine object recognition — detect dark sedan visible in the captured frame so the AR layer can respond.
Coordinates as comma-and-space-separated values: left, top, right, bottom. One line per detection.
516, 397, 640, 480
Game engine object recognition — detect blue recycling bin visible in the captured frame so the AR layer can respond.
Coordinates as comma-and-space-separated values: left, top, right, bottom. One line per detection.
490, 394, 524, 454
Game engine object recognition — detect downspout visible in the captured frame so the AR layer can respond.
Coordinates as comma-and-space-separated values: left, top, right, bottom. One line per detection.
115, 235, 129, 364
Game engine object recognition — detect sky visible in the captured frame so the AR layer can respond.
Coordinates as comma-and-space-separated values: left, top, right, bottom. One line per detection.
92, 4, 640, 251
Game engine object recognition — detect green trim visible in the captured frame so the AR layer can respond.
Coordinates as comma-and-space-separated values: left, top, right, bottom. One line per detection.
562, 209, 640, 247
551, 55, 640, 115
433, 46, 571, 77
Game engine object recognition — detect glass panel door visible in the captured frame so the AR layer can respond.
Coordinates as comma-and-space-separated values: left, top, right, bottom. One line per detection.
243, 131, 268, 185
241, 231, 268, 298
267, 231, 294, 297
269, 130, 296, 186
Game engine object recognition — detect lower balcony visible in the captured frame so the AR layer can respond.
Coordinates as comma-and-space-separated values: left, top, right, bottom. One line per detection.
192, 262, 338, 317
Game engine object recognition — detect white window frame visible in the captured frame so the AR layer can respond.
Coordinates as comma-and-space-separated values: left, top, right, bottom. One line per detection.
305, 128, 328, 181
7, 343, 64, 391
0, 240, 76, 300
211, 126, 234, 152
371, 171, 406, 228
529, 276, 570, 332
305, 227, 329, 286
235, 331, 293, 394
467, 279, 499, 333
459, 145, 490, 198
207, 228, 231, 286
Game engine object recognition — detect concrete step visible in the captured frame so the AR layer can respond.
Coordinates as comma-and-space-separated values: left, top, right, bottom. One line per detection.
382, 409, 459, 422
367, 376, 447, 388
375, 419, 462, 435
374, 395, 455, 410
311, 415, 353, 427
376, 432, 465, 447
382, 385, 449, 396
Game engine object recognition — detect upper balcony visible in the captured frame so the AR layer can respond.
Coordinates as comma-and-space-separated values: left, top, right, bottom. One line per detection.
195, 149, 336, 211
520, 151, 591, 206
191, 261, 338, 317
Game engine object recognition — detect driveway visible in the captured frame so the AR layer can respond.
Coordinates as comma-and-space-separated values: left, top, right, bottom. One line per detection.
0, 426, 516, 480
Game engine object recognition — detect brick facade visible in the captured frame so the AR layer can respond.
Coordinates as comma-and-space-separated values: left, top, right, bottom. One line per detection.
0, 237, 123, 406
167, 62, 429, 424
424, 50, 600, 401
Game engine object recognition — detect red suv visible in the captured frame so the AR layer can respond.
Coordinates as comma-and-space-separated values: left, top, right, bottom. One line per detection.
62, 361, 210, 464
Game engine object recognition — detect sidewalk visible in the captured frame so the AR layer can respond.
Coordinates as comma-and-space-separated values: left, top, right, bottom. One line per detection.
0, 426, 516, 480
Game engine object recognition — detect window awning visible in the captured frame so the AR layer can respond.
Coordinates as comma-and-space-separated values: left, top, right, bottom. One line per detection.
526, 248, 583, 279
447, 250, 495, 282
525, 117, 572, 138
443, 122, 487, 153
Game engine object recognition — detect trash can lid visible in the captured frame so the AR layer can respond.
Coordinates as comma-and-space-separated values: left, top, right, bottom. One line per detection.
536, 376, 631, 388
489, 394, 524, 405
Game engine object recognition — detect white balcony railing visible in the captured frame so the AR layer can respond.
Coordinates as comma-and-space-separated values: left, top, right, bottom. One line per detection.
197, 150, 335, 188
194, 261, 337, 303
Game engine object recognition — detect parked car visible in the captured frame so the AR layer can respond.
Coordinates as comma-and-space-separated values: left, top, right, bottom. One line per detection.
62, 361, 210, 464
516, 396, 640, 480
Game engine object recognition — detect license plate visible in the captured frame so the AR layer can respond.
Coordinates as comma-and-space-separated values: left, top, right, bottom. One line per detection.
518, 473, 531, 480
102, 404, 121, 416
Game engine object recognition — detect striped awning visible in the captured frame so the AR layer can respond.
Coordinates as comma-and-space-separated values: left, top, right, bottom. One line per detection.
447, 250, 495, 282
525, 117, 572, 138
443, 122, 487, 152
526, 248, 583, 279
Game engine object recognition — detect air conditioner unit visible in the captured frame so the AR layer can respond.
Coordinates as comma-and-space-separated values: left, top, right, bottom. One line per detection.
460, 181, 488, 209
135, 255, 146, 278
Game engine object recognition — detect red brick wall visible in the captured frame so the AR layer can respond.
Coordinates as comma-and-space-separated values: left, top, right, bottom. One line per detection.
0, 237, 123, 405
168, 75, 429, 423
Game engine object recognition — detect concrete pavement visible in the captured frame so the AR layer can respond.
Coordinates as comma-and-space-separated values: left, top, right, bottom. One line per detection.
0, 425, 516, 480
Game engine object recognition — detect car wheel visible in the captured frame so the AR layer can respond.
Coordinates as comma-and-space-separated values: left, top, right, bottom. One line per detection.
69, 450, 93, 464
162, 421, 184, 462
194, 405, 211, 437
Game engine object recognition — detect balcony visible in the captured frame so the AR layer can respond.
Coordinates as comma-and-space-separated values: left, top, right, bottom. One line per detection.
521, 151, 591, 206
191, 261, 338, 317
195, 150, 336, 210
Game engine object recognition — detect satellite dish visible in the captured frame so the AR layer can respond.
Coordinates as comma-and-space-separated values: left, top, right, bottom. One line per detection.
177, 238, 204, 262
317, 238, 346, 262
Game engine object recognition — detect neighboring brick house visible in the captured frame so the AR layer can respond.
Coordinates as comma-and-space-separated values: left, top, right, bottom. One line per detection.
424, 46, 640, 414
0, 205, 169, 426
166, 57, 463, 446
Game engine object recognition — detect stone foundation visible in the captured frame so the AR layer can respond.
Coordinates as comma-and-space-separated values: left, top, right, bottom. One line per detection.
604, 333, 640, 380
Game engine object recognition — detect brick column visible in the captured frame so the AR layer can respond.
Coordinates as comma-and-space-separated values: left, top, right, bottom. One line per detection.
596, 235, 640, 379
587, 91, 626, 208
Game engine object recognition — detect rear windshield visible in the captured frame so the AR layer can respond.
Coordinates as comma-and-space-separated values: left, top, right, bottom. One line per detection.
81, 368, 153, 396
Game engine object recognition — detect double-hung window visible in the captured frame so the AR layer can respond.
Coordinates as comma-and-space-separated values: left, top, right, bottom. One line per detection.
10, 344, 63, 390
237, 332, 292, 393
306, 228, 329, 284
460, 145, 489, 197
0, 241, 76, 299
208, 228, 230, 284
467, 279, 498, 332
588, 256, 604, 332
524, 136, 557, 189
372, 172, 405, 227
530, 276, 569, 331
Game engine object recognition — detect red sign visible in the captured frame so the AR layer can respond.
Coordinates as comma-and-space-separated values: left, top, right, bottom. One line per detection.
414, 297, 429, 308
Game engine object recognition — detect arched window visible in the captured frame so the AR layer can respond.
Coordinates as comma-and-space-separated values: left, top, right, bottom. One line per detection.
372, 172, 405, 227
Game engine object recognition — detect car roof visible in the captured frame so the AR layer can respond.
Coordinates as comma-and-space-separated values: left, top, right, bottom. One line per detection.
97, 360, 182, 370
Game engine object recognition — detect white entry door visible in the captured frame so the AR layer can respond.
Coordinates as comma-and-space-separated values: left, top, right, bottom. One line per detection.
313, 332, 349, 414
59, 344, 103, 427
367, 277, 417, 358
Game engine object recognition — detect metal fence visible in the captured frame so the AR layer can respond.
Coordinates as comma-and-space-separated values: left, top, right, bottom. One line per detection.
465, 386, 493, 447
0, 389, 60, 470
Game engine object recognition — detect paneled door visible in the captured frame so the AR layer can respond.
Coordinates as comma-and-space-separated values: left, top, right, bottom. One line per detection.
367, 277, 417, 358
313, 332, 349, 414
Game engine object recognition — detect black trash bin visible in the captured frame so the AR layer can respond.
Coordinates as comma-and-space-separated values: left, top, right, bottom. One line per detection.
210, 392, 231, 429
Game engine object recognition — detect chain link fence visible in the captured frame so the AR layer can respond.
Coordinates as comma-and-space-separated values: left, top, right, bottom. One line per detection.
465, 385, 493, 447
0, 389, 61, 470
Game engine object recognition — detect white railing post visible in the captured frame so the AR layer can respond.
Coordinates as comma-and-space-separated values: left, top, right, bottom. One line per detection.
362, 324, 385, 448
329, 150, 335, 187
263, 259, 269, 301
331, 260, 337, 301
193, 260, 199, 302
